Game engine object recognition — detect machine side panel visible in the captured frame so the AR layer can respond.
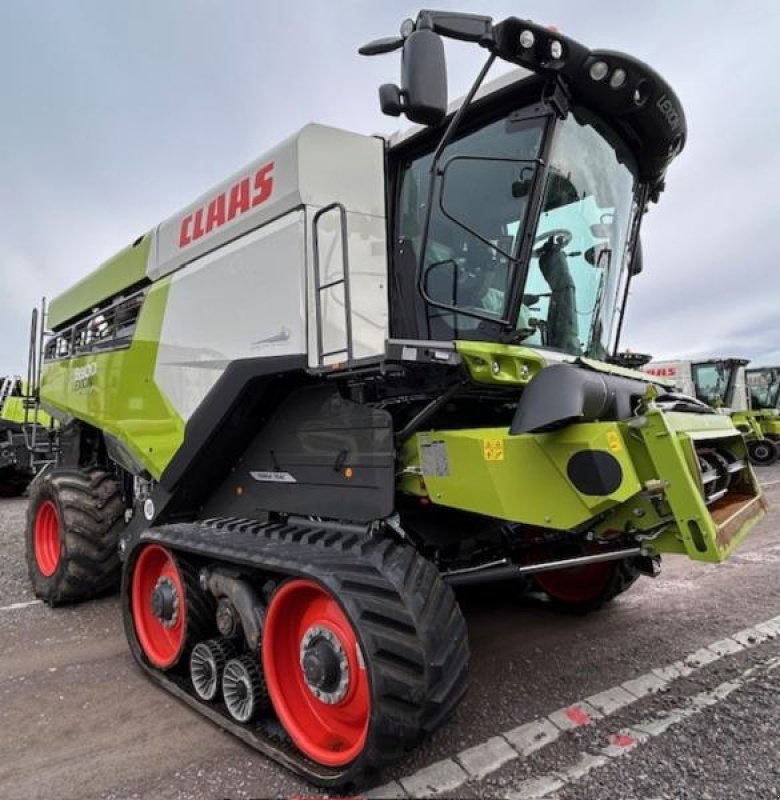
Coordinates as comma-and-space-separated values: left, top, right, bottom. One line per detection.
154, 210, 307, 423
200, 384, 395, 522
40, 279, 185, 479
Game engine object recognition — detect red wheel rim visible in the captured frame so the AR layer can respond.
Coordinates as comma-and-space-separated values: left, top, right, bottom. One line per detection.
34, 500, 61, 577
263, 579, 370, 766
533, 561, 615, 605
131, 545, 187, 668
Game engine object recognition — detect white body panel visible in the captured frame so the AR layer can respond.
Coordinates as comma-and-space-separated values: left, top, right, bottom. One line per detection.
148, 124, 390, 420
154, 212, 307, 421
644, 360, 749, 411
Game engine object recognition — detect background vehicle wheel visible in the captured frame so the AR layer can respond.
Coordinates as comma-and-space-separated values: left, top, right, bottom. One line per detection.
25, 467, 125, 605
127, 545, 216, 670
531, 558, 640, 612
747, 438, 779, 466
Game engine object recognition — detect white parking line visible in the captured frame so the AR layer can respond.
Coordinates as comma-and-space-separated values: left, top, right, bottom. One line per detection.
507, 654, 780, 799
760, 478, 780, 488
0, 599, 41, 613
367, 614, 780, 798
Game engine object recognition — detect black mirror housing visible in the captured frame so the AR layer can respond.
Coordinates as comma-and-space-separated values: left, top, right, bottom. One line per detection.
401, 28, 448, 126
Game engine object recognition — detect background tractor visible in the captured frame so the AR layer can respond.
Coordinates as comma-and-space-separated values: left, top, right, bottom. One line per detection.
20, 10, 765, 788
644, 358, 780, 466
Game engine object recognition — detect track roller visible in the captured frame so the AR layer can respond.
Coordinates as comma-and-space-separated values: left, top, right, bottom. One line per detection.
190, 638, 236, 701
222, 654, 269, 723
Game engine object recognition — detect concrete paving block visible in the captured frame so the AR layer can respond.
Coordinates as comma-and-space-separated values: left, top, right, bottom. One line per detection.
508, 775, 565, 799
622, 672, 668, 698
504, 718, 560, 756
399, 758, 468, 798
548, 701, 601, 731
586, 685, 636, 716
456, 735, 518, 779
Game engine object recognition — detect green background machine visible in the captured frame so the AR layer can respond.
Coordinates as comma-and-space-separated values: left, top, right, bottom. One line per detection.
645, 358, 780, 465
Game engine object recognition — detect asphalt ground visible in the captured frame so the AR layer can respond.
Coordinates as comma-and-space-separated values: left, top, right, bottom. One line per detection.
1, 464, 780, 800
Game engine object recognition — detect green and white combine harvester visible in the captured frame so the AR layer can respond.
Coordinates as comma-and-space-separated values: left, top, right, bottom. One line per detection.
21, 10, 767, 787
644, 358, 780, 466
0, 370, 52, 496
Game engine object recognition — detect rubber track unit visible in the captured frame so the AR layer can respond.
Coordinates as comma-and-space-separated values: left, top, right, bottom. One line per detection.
26, 468, 125, 605
121, 517, 469, 788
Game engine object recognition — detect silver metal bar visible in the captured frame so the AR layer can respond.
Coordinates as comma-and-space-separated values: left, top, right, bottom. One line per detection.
442, 547, 643, 586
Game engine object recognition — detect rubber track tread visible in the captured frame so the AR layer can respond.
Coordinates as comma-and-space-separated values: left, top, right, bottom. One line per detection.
123, 516, 469, 787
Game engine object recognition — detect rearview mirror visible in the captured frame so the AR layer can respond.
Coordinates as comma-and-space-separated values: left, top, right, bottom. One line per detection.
400, 28, 448, 126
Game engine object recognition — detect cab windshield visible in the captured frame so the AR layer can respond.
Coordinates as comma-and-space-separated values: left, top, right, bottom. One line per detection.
397, 106, 639, 360
747, 369, 780, 409
693, 362, 737, 407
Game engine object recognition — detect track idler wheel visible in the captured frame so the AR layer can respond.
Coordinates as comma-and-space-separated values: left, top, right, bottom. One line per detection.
190, 638, 236, 701
222, 654, 269, 723
263, 579, 370, 767
128, 545, 215, 670
747, 438, 780, 466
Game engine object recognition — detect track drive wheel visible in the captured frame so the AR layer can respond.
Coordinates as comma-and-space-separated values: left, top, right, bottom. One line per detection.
25, 467, 124, 605
127, 545, 216, 670
747, 438, 780, 466
263, 579, 370, 767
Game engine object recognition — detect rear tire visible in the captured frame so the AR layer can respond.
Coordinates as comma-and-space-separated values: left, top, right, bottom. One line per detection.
747, 438, 779, 466
25, 467, 125, 605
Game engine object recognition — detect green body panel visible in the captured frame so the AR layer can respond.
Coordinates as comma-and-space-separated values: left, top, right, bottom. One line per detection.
48, 234, 151, 330
455, 341, 676, 389
401, 407, 764, 564
731, 409, 780, 441
0, 395, 52, 427
40, 279, 183, 478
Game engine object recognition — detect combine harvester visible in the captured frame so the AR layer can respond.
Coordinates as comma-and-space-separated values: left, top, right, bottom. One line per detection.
645, 358, 780, 465
22, 10, 766, 787
0, 371, 52, 496
746, 365, 780, 453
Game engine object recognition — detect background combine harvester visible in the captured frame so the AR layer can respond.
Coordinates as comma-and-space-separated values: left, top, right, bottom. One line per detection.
645, 358, 780, 466
21, 9, 766, 788
0, 346, 53, 496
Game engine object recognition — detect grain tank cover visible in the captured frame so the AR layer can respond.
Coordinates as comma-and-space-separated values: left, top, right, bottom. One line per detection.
149, 124, 386, 281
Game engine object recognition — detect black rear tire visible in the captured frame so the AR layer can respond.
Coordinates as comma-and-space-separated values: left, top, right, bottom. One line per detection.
25, 467, 125, 605
747, 438, 779, 466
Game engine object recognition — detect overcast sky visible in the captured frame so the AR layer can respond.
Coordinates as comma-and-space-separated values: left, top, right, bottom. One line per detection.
1, 1, 778, 373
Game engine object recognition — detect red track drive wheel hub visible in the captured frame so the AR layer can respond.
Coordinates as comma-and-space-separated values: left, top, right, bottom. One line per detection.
34, 500, 61, 577
263, 579, 370, 766
131, 544, 187, 668
533, 560, 615, 605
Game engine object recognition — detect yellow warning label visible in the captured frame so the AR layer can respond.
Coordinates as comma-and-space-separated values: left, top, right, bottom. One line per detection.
483, 438, 504, 461
606, 431, 622, 453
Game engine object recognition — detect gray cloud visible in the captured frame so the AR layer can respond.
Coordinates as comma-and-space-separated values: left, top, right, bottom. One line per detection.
1, 0, 778, 372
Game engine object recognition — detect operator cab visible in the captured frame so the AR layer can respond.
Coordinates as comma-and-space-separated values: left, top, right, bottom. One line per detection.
691, 359, 748, 408
366, 11, 686, 365
747, 367, 780, 410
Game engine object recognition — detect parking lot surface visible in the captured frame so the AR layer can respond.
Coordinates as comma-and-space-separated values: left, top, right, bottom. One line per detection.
2, 465, 780, 799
